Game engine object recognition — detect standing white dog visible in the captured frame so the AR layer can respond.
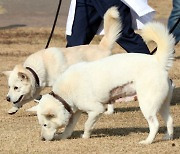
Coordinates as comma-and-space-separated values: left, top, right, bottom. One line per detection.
3, 7, 121, 114
28, 22, 175, 144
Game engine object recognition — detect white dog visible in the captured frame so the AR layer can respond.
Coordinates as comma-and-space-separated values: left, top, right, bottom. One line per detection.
3, 7, 121, 114
28, 22, 175, 144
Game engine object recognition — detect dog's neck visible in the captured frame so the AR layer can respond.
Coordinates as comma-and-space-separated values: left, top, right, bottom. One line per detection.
24, 64, 47, 88
49, 91, 74, 125
26, 67, 40, 87
25, 66, 43, 98
49, 91, 73, 115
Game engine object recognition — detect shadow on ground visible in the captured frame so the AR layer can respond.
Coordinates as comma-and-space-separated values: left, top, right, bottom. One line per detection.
172, 87, 180, 105
0, 24, 26, 30
175, 56, 180, 60
61, 126, 180, 140
114, 106, 140, 113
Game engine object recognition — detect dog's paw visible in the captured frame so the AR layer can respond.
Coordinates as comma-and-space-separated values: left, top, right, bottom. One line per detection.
104, 110, 114, 115
104, 104, 114, 115
8, 107, 19, 115
82, 133, 90, 139
139, 139, 152, 145
163, 133, 173, 140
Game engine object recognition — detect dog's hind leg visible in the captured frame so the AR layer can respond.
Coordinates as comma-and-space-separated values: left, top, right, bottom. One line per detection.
159, 105, 173, 141
159, 81, 174, 140
82, 103, 105, 139
138, 98, 160, 144
139, 114, 159, 144
136, 77, 170, 144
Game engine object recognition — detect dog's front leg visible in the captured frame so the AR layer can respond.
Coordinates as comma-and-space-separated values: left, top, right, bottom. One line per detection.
82, 105, 105, 139
60, 110, 82, 139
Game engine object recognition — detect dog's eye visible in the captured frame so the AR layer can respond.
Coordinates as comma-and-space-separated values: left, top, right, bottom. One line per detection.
43, 124, 47, 127
14, 86, 18, 90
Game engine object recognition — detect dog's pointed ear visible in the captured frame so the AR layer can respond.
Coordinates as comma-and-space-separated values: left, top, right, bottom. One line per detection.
27, 105, 38, 112
2, 71, 12, 78
42, 109, 56, 118
18, 72, 29, 81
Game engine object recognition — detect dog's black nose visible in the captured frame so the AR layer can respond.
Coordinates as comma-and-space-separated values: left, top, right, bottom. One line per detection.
41, 137, 45, 141
6, 96, 11, 102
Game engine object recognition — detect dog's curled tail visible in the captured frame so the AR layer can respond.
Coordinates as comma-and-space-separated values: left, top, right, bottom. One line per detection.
141, 22, 175, 71
99, 7, 122, 51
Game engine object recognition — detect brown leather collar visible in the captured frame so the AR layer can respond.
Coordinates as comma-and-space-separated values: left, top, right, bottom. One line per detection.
26, 67, 40, 87
49, 91, 73, 114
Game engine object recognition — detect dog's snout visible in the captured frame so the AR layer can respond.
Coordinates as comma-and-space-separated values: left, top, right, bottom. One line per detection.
6, 96, 11, 102
41, 135, 49, 141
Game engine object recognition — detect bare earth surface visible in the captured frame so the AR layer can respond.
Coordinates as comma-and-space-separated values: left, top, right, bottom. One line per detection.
0, 0, 180, 153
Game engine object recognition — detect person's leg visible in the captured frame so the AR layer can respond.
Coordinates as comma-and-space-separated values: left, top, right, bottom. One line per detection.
168, 0, 180, 43
117, 4, 150, 54
66, 0, 102, 47
91, 0, 150, 54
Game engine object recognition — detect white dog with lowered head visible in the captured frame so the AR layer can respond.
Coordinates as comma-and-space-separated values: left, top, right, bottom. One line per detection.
3, 7, 121, 114
28, 22, 175, 144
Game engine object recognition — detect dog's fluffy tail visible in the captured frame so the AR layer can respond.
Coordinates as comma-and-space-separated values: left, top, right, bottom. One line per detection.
99, 7, 122, 51
141, 22, 175, 71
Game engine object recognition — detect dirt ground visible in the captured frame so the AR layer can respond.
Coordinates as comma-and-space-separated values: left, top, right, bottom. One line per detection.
0, 0, 180, 153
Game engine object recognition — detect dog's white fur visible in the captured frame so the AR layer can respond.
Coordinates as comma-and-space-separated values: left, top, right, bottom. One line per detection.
3, 7, 121, 114
28, 22, 175, 144
105, 79, 175, 115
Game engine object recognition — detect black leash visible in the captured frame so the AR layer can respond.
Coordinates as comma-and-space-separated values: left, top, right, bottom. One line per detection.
151, 17, 180, 55
45, 0, 62, 49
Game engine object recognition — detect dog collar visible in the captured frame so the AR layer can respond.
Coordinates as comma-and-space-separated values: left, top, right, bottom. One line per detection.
26, 67, 40, 87
49, 91, 73, 114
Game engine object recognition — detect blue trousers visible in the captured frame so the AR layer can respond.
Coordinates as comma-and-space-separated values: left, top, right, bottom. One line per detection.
168, 0, 180, 43
66, 0, 150, 54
